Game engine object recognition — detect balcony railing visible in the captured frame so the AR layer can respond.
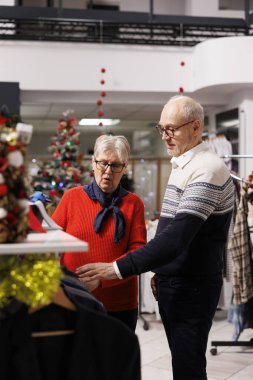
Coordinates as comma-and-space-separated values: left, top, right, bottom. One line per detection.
0, 6, 252, 47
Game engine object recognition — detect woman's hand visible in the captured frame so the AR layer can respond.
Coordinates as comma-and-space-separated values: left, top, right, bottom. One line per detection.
78, 277, 101, 292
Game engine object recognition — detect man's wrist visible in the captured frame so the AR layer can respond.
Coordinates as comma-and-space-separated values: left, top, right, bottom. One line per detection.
113, 261, 123, 279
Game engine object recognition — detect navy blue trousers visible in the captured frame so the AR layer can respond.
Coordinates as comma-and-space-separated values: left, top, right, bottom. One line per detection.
157, 275, 222, 380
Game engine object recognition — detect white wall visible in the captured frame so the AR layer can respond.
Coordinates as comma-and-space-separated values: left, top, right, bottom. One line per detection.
185, 0, 244, 18
193, 37, 253, 89
0, 0, 245, 18
2, 36, 253, 95
0, 0, 15, 4
0, 41, 193, 93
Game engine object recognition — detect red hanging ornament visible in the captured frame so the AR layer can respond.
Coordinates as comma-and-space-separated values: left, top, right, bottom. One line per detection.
0, 184, 8, 197
69, 127, 75, 135
13, 204, 21, 214
7, 212, 18, 225
19, 189, 26, 198
49, 190, 60, 198
53, 151, 60, 158
7, 146, 17, 153
75, 138, 80, 145
179, 87, 184, 93
97, 67, 107, 126
180, 61, 185, 66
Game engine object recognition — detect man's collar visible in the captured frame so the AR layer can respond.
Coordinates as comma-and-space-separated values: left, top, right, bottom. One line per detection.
171, 142, 207, 169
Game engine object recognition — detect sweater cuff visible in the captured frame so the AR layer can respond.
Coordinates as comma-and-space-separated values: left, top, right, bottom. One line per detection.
113, 261, 123, 279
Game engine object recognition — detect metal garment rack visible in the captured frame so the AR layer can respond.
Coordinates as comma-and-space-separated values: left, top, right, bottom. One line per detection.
211, 154, 253, 355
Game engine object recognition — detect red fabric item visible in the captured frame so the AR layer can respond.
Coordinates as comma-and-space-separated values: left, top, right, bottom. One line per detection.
52, 186, 147, 312
28, 207, 46, 233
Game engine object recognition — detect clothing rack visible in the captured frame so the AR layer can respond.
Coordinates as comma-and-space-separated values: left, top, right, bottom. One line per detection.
223, 154, 253, 159
211, 155, 253, 355
230, 173, 253, 186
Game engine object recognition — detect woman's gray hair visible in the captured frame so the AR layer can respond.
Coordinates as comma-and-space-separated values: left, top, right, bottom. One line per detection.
94, 134, 130, 163
168, 95, 204, 126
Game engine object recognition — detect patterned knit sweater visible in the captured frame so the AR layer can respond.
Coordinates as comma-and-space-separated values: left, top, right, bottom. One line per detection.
117, 143, 235, 279
52, 186, 146, 311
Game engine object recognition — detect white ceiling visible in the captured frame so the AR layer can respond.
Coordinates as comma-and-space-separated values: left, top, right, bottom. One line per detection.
20, 87, 235, 135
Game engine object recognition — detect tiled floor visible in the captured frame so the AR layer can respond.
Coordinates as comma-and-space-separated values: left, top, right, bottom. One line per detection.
136, 310, 253, 380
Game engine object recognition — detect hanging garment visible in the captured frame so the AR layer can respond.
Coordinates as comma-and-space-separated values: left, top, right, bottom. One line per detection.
0, 270, 141, 380
228, 189, 253, 305
224, 180, 240, 281
227, 296, 253, 341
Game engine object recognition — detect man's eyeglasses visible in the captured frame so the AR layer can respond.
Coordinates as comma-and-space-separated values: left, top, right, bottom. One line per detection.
155, 119, 196, 138
95, 160, 126, 173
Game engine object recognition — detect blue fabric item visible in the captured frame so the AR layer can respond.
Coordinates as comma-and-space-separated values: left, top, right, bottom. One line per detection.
227, 303, 245, 341
83, 180, 128, 244
30, 191, 51, 204
227, 296, 253, 341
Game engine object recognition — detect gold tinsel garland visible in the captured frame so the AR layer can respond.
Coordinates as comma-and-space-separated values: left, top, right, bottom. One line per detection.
0, 254, 63, 308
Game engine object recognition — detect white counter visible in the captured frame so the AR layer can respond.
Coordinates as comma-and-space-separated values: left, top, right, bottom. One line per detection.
0, 230, 88, 255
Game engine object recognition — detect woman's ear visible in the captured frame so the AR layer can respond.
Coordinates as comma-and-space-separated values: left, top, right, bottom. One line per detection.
91, 156, 96, 171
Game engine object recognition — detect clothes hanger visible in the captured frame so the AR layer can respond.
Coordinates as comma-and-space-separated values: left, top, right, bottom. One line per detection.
29, 286, 77, 338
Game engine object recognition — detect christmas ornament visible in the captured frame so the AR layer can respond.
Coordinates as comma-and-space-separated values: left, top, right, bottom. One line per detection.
0, 254, 62, 308
97, 68, 107, 127
179, 59, 186, 94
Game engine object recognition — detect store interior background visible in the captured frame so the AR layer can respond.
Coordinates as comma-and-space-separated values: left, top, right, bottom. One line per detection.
1, 0, 252, 228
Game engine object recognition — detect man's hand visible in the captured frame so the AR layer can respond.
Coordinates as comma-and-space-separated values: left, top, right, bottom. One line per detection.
75, 262, 117, 282
150, 274, 158, 301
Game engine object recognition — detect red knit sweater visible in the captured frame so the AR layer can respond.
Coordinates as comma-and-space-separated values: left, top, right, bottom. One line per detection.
52, 186, 147, 311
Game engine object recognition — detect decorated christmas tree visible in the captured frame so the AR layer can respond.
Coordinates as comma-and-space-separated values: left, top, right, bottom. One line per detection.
0, 106, 63, 311
0, 105, 32, 243
32, 110, 93, 206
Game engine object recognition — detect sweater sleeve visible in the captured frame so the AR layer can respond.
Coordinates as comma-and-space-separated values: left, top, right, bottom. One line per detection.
116, 170, 233, 277
116, 212, 203, 277
51, 191, 70, 230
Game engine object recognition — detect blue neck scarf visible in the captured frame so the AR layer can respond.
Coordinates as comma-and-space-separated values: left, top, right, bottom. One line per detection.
83, 180, 128, 244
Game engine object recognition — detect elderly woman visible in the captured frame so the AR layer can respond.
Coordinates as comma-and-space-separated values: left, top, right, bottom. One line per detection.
52, 134, 146, 330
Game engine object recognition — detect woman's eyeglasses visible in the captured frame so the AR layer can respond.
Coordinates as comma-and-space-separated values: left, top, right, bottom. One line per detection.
95, 160, 125, 173
155, 120, 196, 138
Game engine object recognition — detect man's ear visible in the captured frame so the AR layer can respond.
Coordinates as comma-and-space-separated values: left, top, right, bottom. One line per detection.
193, 120, 201, 135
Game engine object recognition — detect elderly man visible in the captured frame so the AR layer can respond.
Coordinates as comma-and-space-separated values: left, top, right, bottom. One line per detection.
76, 95, 234, 380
